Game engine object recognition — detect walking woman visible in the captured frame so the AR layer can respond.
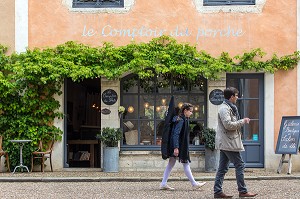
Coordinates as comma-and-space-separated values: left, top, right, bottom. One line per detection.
160, 103, 206, 190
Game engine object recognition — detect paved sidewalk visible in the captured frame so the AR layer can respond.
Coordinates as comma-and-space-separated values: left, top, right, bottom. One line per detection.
0, 168, 299, 182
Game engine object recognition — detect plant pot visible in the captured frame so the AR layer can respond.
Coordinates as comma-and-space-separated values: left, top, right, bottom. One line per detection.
205, 148, 220, 173
103, 147, 119, 172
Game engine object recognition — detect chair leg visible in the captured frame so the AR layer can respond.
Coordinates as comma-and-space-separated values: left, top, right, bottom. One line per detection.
41, 155, 44, 172
5, 153, 10, 172
50, 154, 53, 172
30, 155, 33, 172
31, 155, 34, 172
40, 157, 43, 172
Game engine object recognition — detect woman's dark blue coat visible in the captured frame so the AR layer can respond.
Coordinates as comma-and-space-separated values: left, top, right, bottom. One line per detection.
169, 115, 191, 163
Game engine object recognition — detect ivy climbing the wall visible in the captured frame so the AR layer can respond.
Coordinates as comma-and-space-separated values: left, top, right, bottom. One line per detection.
0, 36, 299, 170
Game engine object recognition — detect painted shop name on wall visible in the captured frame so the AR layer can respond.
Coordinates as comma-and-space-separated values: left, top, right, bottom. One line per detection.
82, 25, 244, 41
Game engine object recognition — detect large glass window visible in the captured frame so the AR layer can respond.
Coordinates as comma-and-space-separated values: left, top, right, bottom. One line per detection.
121, 74, 207, 150
73, 0, 124, 8
204, 0, 255, 6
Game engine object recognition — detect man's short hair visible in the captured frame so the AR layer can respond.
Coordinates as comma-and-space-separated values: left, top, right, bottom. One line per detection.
223, 87, 239, 100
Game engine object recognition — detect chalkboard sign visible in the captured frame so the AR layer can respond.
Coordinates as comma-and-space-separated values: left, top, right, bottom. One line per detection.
102, 89, 118, 105
275, 116, 300, 154
209, 89, 224, 105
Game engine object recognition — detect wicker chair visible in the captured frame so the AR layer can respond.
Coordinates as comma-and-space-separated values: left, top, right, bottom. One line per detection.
0, 136, 10, 172
31, 139, 54, 172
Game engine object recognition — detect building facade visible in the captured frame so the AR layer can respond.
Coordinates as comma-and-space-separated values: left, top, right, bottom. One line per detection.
1, 0, 300, 172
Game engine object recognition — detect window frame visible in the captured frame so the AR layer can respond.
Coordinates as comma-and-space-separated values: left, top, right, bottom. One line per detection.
120, 74, 207, 151
203, 0, 255, 6
72, 0, 124, 8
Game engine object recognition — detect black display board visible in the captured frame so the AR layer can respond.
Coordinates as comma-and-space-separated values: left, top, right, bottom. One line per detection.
209, 89, 224, 105
275, 116, 300, 154
102, 89, 118, 105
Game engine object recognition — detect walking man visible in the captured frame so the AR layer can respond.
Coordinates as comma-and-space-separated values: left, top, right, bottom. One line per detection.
214, 87, 258, 198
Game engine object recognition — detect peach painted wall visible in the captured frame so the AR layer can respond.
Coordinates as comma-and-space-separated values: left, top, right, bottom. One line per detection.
0, 0, 15, 54
274, 69, 298, 148
28, 0, 297, 150
28, 1, 296, 56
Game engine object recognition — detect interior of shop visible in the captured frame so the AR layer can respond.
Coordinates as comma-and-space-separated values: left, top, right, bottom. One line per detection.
66, 78, 101, 168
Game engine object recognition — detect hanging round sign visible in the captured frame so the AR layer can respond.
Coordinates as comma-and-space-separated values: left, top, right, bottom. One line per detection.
102, 89, 118, 105
209, 89, 224, 105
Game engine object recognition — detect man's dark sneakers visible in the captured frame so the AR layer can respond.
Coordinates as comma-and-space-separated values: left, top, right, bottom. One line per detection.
214, 192, 233, 198
239, 192, 258, 197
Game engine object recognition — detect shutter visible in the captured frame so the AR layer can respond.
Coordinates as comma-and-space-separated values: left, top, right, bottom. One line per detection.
203, 0, 255, 6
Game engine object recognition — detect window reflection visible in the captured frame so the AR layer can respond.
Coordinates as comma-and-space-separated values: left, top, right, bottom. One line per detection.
122, 95, 138, 120
121, 74, 207, 147
155, 96, 169, 119
228, 75, 262, 143
140, 77, 155, 93
190, 122, 204, 145
190, 78, 206, 93
242, 79, 259, 98
122, 75, 138, 93
157, 74, 171, 93
140, 95, 154, 119
173, 75, 188, 93
140, 120, 154, 145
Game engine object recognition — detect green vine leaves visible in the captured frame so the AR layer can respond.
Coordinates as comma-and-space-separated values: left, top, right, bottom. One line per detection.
0, 35, 299, 168
1, 36, 299, 83
0, 35, 299, 140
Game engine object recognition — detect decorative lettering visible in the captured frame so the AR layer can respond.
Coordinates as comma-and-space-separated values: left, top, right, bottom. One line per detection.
81, 24, 245, 40
276, 116, 300, 154
102, 89, 118, 106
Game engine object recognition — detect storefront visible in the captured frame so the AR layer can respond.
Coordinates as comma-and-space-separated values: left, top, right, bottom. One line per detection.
1, 0, 299, 171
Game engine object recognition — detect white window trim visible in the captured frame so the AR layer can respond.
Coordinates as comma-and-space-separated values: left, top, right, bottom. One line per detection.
62, 0, 135, 13
193, 0, 266, 13
15, 0, 28, 53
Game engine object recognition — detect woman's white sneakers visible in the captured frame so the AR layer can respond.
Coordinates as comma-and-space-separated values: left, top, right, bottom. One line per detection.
193, 181, 207, 189
160, 182, 206, 191
160, 184, 175, 191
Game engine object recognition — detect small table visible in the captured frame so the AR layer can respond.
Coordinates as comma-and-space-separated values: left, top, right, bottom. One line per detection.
10, 140, 32, 173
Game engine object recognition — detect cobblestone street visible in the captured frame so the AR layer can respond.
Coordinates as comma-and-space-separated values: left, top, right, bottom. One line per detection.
0, 179, 299, 199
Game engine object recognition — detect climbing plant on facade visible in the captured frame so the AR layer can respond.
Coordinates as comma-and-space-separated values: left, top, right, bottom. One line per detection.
0, 35, 299, 169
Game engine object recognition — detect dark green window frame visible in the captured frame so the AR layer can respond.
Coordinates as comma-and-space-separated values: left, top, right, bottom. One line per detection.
73, 0, 124, 8
204, 0, 255, 6
120, 74, 207, 151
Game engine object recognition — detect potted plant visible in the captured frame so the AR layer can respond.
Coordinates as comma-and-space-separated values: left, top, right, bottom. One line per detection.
118, 106, 126, 119
202, 127, 220, 172
96, 127, 122, 172
202, 127, 216, 151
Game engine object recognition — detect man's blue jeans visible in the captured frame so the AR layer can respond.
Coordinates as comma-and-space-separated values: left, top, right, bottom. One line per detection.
214, 150, 247, 194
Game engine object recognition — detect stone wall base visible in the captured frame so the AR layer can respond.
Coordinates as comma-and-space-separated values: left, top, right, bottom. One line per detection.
119, 151, 205, 172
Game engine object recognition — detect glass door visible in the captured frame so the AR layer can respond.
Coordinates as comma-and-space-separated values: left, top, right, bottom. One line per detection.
227, 74, 264, 168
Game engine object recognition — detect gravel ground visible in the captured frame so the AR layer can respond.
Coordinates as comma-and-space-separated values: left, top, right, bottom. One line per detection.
0, 168, 298, 198
0, 168, 298, 178
0, 179, 299, 199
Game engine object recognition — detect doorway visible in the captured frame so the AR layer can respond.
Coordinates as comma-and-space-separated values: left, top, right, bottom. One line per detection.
64, 78, 101, 168
227, 74, 264, 168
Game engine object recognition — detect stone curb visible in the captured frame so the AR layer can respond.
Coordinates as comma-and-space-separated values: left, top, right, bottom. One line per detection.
0, 175, 299, 182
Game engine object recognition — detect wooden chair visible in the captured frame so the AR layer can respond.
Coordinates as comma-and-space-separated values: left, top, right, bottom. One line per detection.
0, 136, 10, 172
31, 139, 54, 172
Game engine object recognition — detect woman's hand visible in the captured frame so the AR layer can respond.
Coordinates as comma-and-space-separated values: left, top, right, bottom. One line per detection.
174, 148, 179, 156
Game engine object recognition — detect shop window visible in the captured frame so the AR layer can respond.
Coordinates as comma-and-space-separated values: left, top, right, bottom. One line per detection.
120, 74, 207, 150
204, 0, 255, 6
73, 0, 124, 8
